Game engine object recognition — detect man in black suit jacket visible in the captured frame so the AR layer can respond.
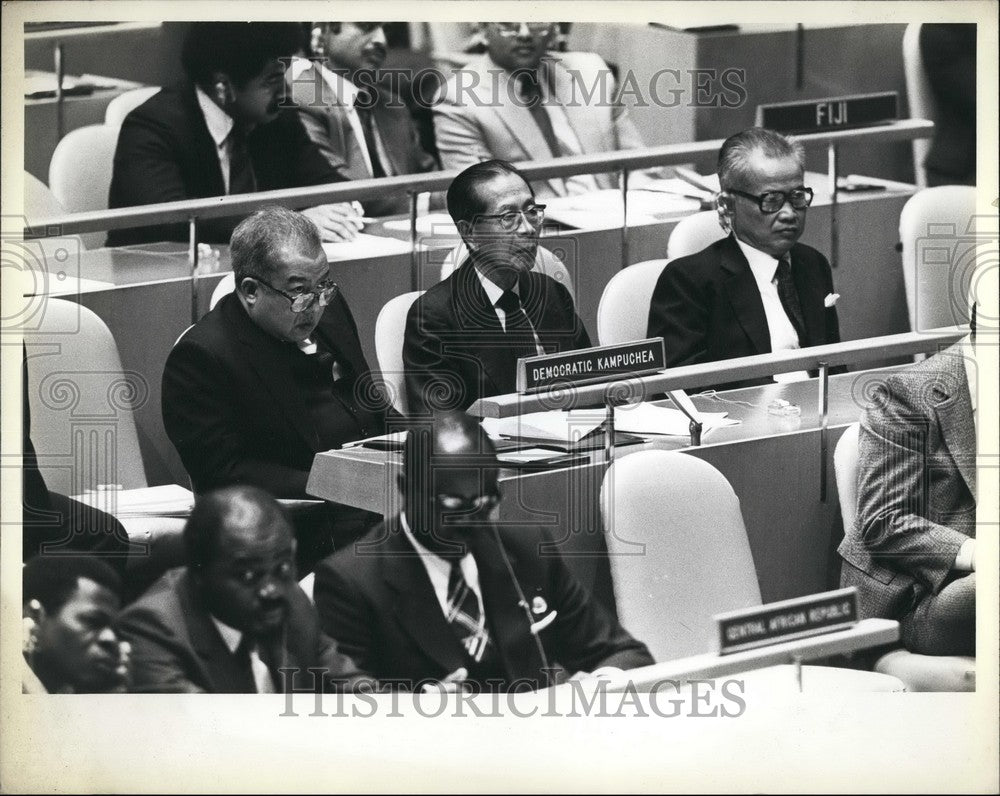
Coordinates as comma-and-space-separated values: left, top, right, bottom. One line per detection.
403, 160, 591, 415
162, 207, 391, 568
647, 128, 841, 390
108, 22, 363, 246
288, 21, 439, 217
117, 486, 370, 693
313, 412, 654, 692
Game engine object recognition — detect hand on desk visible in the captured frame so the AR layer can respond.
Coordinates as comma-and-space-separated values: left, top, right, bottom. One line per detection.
302, 203, 365, 242
420, 666, 469, 694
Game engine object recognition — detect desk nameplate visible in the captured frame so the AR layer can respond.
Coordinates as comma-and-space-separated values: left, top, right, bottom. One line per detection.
516, 338, 666, 394
756, 92, 898, 135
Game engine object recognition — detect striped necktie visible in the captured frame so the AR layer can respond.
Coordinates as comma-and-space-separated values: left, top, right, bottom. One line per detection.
446, 560, 492, 663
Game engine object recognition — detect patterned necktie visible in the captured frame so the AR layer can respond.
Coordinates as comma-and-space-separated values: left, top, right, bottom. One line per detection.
446, 560, 493, 664
354, 88, 387, 178
774, 255, 806, 342
495, 290, 539, 358
227, 126, 257, 195
517, 74, 561, 158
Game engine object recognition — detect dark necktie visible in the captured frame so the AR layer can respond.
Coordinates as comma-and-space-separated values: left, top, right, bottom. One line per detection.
355, 89, 387, 178
774, 255, 806, 342
446, 561, 493, 664
517, 74, 561, 158
234, 635, 276, 693
227, 126, 257, 195
495, 289, 539, 358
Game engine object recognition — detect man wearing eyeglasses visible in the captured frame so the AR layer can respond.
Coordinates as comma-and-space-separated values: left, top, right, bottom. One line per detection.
313, 411, 654, 692
287, 22, 438, 216
433, 22, 647, 199
403, 160, 591, 415
162, 206, 391, 572
647, 127, 842, 389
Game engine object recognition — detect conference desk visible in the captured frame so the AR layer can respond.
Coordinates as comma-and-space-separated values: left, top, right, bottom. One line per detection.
25, 176, 912, 487
307, 371, 895, 614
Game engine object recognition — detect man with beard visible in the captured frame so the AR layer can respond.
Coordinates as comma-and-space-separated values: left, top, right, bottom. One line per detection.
116, 486, 369, 693
402, 160, 591, 415
288, 21, 438, 216
108, 22, 362, 245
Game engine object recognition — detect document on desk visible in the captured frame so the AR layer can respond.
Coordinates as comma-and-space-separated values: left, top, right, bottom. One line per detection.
542, 189, 702, 229
481, 410, 606, 444
72, 484, 195, 517
612, 403, 737, 436
381, 214, 460, 237
322, 234, 415, 261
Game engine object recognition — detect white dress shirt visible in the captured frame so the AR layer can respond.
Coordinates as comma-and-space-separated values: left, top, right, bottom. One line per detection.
472, 265, 546, 355
734, 237, 809, 383
195, 87, 237, 194
289, 56, 393, 178
399, 511, 485, 619
210, 616, 276, 693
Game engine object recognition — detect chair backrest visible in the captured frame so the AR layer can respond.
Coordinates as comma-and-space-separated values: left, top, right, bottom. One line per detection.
898, 186, 977, 331
902, 23, 936, 189
666, 210, 727, 260
105, 86, 161, 127
48, 124, 120, 249
596, 258, 669, 346
375, 291, 425, 416
209, 273, 236, 310
833, 423, 861, 535
24, 298, 148, 494
439, 243, 576, 303
24, 171, 66, 220
600, 450, 762, 661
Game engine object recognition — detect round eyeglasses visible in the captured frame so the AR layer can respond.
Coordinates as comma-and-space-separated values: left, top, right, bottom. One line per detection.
255, 278, 339, 313
491, 22, 554, 37
728, 187, 814, 214
436, 492, 500, 512
474, 205, 547, 232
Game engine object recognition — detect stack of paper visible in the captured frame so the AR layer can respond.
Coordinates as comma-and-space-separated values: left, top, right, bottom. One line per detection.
481, 410, 606, 444
322, 234, 415, 261
543, 190, 702, 229
382, 214, 460, 237
611, 403, 737, 436
72, 484, 194, 518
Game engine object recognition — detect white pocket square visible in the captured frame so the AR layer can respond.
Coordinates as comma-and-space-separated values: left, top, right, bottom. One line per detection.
824, 293, 840, 308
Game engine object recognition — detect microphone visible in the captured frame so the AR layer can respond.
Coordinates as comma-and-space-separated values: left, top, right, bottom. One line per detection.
490, 524, 553, 687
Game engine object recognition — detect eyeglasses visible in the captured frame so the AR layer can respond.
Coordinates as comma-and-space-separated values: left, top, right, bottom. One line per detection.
436, 492, 500, 512
255, 277, 339, 313
491, 22, 554, 37
474, 204, 547, 231
728, 187, 814, 214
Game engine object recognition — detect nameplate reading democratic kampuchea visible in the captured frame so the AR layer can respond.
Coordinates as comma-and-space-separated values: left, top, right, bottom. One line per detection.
755, 92, 898, 135
516, 338, 666, 394
714, 587, 859, 655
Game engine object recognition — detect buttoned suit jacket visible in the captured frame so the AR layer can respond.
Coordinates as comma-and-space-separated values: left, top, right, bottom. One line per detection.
433, 52, 646, 199
402, 258, 591, 415
162, 291, 388, 498
838, 344, 976, 622
107, 82, 344, 246
116, 567, 368, 693
646, 235, 842, 389
312, 520, 654, 691
288, 60, 439, 216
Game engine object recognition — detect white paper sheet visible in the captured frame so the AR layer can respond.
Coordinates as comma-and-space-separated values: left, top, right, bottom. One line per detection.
322, 234, 415, 261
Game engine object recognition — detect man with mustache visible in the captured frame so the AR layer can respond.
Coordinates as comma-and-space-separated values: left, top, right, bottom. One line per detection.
108, 22, 363, 246
647, 127, 842, 389
288, 21, 438, 217
116, 486, 369, 693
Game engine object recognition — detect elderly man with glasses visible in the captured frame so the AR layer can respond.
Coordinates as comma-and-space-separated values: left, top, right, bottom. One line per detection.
647, 127, 843, 390
313, 410, 654, 692
433, 23, 649, 199
403, 160, 592, 415
162, 206, 392, 572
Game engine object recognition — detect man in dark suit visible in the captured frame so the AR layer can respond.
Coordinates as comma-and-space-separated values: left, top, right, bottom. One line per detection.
647, 128, 841, 390
288, 21, 438, 216
313, 412, 654, 692
107, 22, 363, 246
117, 486, 370, 693
161, 207, 391, 569
839, 340, 976, 656
403, 160, 591, 415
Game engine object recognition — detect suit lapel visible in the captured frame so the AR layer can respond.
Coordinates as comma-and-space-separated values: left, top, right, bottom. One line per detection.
370, 100, 405, 177
452, 260, 513, 394
178, 571, 254, 692
222, 294, 319, 450
382, 528, 467, 674
720, 236, 771, 354
789, 245, 825, 347
183, 85, 227, 196
933, 349, 977, 499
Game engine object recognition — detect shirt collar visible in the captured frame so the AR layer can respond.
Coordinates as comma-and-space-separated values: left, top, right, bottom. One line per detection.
195, 86, 235, 148
210, 615, 243, 654
734, 236, 785, 286
473, 265, 519, 306
399, 511, 470, 567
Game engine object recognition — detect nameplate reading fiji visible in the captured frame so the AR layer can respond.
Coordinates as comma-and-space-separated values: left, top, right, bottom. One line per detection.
755, 92, 898, 135
516, 338, 666, 394
714, 587, 858, 655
